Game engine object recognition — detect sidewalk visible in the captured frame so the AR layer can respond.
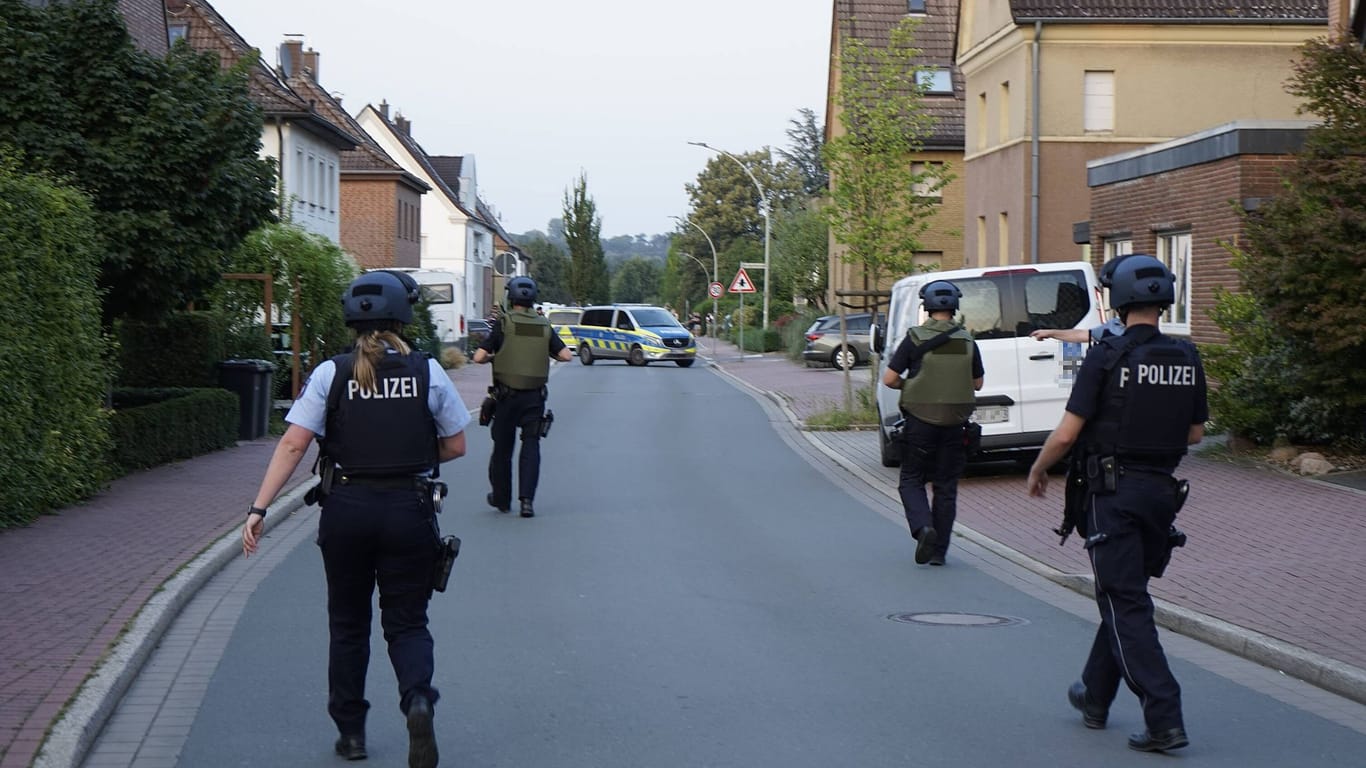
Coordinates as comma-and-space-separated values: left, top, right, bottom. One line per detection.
3, 340, 1364, 767
702, 336, 1366, 705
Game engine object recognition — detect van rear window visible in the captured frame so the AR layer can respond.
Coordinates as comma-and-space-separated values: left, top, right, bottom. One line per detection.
949, 269, 1090, 339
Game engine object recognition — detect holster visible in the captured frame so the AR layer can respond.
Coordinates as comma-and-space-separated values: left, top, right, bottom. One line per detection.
304, 456, 337, 506
1086, 454, 1119, 494
540, 409, 555, 438
1054, 452, 1089, 545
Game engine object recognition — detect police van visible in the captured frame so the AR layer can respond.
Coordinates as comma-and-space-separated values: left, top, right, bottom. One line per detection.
572, 304, 697, 367
871, 262, 1104, 466
538, 304, 583, 353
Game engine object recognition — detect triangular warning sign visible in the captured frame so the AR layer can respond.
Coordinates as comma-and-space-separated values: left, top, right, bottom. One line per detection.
729, 267, 756, 293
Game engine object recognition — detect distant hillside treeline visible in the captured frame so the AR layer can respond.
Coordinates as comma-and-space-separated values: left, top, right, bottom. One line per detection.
514, 219, 669, 268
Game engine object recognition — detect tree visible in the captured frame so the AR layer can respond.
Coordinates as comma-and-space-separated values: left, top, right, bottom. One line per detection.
1232, 35, 1366, 426
779, 108, 828, 197
773, 205, 829, 312
0, 0, 277, 323
612, 257, 661, 303
563, 172, 610, 304
823, 17, 952, 289
519, 233, 572, 305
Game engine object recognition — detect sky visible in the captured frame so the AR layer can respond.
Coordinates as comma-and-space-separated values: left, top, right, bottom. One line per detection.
212, 0, 833, 239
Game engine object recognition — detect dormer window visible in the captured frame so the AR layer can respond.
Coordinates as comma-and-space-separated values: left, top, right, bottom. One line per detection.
917, 68, 953, 94
907, 0, 927, 14
168, 22, 188, 45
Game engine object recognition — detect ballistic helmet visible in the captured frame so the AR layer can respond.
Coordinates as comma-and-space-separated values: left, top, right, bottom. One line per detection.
1098, 253, 1135, 289
342, 271, 416, 326
506, 276, 538, 307
1107, 254, 1175, 312
919, 280, 962, 312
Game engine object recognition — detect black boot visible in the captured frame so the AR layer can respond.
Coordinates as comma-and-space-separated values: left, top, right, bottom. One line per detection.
487, 492, 509, 513
406, 697, 438, 768
334, 734, 367, 761
520, 498, 535, 518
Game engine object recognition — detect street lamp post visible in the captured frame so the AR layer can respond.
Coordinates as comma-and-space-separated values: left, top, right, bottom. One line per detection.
678, 251, 714, 355
688, 141, 771, 332
669, 214, 718, 346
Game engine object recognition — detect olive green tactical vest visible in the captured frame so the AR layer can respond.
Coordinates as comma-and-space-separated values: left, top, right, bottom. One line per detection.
899, 320, 976, 426
492, 308, 552, 391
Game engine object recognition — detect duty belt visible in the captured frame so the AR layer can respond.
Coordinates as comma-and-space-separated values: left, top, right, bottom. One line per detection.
337, 474, 430, 490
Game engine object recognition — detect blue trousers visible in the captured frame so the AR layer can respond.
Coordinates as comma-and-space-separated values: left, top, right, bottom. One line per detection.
896, 414, 967, 557
1082, 470, 1184, 732
488, 389, 547, 504
317, 484, 439, 736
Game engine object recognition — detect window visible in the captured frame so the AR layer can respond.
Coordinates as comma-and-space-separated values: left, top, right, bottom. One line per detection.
977, 92, 988, 149
910, 161, 943, 200
614, 312, 635, 331
294, 149, 304, 207
1083, 71, 1115, 132
328, 162, 336, 213
420, 283, 454, 304
998, 81, 1010, 141
1104, 238, 1132, 262
997, 212, 1009, 266
906, 0, 927, 13
168, 23, 188, 46
916, 68, 952, 94
976, 216, 987, 266
1157, 232, 1192, 330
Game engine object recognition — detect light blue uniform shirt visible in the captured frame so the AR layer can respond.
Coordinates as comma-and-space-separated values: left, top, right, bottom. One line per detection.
1089, 317, 1126, 342
286, 353, 471, 439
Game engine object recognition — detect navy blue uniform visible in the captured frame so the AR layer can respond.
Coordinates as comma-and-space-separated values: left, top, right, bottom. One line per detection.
479, 323, 567, 508
1065, 325, 1207, 734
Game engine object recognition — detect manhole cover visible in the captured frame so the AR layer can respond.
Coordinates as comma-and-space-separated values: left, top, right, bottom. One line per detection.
887, 612, 1027, 628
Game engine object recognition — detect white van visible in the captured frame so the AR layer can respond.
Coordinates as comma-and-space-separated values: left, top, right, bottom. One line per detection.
385, 269, 463, 348
871, 262, 1105, 467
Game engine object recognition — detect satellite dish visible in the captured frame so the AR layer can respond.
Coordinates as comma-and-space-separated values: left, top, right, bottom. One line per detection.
494, 252, 517, 276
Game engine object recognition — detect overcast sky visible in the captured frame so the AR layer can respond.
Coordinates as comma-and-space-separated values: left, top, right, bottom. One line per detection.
213, 0, 832, 238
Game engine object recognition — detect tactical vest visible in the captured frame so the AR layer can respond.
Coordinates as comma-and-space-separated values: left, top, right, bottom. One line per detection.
322, 350, 438, 476
492, 308, 551, 391
899, 321, 976, 425
1082, 325, 1199, 465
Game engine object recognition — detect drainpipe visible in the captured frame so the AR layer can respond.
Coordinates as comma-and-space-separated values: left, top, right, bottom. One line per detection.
1030, 21, 1042, 264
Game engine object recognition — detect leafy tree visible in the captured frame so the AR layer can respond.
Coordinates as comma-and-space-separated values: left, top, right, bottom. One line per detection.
773, 205, 830, 312
779, 107, 828, 197
0, 0, 277, 323
823, 17, 952, 289
612, 257, 661, 303
563, 172, 610, 304
1230, 35, 1366, 430
520, 233, 572, 304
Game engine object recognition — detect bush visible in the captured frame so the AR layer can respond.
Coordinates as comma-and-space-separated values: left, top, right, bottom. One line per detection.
108, 388, 238, 473
117, 311, 227, 387
0, 161, 112, 529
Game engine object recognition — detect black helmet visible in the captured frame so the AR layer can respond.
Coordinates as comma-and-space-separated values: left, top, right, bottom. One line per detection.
342, 271, 416, 326
1098, 253, 1135, 289
506, 276, 538, 306
920, 280, 962, 312
1108, 254, 1175, 312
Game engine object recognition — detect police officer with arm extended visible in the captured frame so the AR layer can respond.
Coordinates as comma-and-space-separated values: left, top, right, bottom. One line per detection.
242, 270, 470, 768
1026, 255, 1208, 753
473, 276, 572, 518
882, 280, 985, 566
1029, 253, 1135, 344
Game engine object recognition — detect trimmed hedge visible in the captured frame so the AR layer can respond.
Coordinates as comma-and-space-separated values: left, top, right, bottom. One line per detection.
116, 312, 227, 387
0, 162, 112, 530
108, 388, 239, 473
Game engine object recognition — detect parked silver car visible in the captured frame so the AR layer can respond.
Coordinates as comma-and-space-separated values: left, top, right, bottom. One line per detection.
801, 312, 880, 370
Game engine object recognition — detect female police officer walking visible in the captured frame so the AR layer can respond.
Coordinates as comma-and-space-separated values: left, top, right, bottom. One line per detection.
242, 270, 471, 768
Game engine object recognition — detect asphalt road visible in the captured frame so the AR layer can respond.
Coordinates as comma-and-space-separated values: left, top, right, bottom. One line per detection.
92, 362, 1366, 767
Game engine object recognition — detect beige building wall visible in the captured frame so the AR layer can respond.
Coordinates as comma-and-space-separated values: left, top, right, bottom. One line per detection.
959, 17, 1319, 266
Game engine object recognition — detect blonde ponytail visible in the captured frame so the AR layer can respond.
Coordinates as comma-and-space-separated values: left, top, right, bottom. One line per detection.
350, 330, 412, 393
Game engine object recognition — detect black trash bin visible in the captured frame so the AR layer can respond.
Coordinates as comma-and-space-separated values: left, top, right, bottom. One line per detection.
218, 359, 276, 440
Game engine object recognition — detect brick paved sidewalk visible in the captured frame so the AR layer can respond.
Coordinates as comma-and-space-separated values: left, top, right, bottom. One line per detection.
702, 336, 1366, 703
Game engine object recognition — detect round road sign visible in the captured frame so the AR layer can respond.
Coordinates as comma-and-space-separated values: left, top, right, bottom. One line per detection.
708, 282, 723, 298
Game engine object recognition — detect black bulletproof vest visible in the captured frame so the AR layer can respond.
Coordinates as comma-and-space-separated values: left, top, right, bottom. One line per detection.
322, 350, 438, 476
1084, 326, 1199, 463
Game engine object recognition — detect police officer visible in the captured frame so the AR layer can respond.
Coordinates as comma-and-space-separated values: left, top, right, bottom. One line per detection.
473, 276, 572, 518
242, 270, 470, 768
882, 280, 985, 566
1026, 255, 1207, 753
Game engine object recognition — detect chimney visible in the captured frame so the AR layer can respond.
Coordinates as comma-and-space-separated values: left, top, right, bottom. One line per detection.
379, 100, 390, 120
279, 38, 304, 78
395, 115, 411, 136
302, 47, 320, 81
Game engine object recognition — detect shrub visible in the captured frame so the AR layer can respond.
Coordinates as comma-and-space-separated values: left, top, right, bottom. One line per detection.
108, 388, 238, 473
116, 311, 227, 387
0, 160, 112, 529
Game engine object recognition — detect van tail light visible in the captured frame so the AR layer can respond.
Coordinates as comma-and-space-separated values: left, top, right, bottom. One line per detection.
460, 315, 465, 333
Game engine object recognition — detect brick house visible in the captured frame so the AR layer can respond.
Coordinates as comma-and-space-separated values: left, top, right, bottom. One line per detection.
164, 0, 360, 245
275, 41, 430, 270
826, 0, 967, 309
117, 0, 169, 55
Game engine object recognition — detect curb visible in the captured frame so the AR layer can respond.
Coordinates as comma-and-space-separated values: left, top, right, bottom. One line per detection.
34, 480, 314, 768
709, 360, 1366, 708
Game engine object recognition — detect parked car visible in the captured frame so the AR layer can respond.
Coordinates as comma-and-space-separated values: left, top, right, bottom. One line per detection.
464, 318, 493, 355
802, 312, 881, 370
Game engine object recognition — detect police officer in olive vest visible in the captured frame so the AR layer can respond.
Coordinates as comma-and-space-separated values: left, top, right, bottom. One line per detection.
474, 276, 572, 518
882, 280, 985, 566
1027, 255, 1207, 753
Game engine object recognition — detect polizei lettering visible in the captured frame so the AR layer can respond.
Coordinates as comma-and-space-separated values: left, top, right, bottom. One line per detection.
347, 376, 420, 400
1119, 364, 1196, 387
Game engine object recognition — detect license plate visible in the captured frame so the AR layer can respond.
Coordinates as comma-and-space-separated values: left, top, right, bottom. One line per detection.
974, 405, 1008, 424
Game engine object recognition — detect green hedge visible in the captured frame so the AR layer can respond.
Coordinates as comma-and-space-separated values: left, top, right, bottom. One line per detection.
116, 312, 227, 387
0, 161, 112, 530
734, 327, 783, 353
108, 388, 239, 473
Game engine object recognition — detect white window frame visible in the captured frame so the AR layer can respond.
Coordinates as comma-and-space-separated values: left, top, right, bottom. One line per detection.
916, 68, 952, 94
910, 161, 943, 200
1083, 70, 1115, 133
1157, 232, 1192, 333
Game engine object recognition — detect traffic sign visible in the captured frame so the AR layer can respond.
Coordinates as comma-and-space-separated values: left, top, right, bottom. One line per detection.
729, 268, 756, 294
708, 282, 723, 299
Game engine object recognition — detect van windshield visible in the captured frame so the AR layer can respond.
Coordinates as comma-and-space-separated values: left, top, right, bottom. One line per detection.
631, 308, 680, 328
897, 269, 1090, 340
